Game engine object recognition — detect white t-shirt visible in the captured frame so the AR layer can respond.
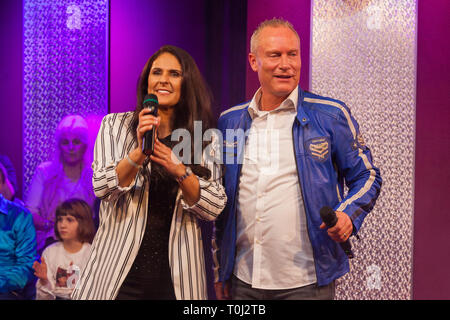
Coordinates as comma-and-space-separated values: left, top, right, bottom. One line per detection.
36, 241, 91, 300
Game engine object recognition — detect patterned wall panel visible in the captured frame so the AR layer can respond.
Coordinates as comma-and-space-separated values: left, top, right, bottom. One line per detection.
23, 0, 108, 195
311, 0, 416, 299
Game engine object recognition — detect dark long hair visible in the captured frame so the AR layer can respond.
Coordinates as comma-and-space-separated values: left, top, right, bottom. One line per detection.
132, 45, 215, 179
132, 45, 214, 140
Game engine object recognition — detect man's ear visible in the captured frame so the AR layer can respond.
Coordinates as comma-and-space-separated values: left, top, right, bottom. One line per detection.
248, 52, 258, 72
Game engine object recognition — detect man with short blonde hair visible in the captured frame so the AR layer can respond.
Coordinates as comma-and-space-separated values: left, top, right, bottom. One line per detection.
213, 18, 382, 300
250, 18, 299, 53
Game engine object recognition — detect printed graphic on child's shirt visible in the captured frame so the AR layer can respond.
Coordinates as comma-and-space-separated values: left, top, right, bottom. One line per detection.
56, 263, 80, 289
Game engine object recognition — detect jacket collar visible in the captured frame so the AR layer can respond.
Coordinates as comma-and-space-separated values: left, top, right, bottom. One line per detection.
247, 86, 299, 119
296, 86, 310, 126
246, 85, 310, 126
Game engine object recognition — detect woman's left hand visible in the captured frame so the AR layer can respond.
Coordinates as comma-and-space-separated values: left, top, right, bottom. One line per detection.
150, 138, 186, 178
150, 138, 200, 205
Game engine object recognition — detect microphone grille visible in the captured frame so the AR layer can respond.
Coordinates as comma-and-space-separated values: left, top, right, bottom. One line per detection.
143, 94, 158, 105
320, 206, 337, 227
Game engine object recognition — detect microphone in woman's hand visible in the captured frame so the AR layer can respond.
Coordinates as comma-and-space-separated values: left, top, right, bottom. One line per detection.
142, 94, 159, 156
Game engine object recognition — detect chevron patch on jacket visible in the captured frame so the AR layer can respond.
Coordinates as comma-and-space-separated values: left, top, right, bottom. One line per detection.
307, 137, 330, 162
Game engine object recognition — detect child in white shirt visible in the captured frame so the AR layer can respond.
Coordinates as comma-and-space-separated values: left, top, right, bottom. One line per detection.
33, 198, 95, 299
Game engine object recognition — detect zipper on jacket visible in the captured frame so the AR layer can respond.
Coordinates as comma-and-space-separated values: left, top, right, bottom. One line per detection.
291, 120, 320, 281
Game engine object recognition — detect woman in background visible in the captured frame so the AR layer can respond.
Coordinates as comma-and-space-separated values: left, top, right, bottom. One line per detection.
26, 115, 96, 254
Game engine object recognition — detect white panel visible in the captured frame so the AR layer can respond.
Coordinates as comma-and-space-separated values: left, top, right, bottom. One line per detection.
311, 0, 416, 299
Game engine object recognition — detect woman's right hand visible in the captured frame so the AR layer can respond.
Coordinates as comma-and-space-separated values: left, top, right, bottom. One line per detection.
136, 108, 160, 150
116, 109, 160, 187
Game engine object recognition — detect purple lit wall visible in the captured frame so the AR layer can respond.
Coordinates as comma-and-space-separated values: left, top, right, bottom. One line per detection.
22, 0, 108, 195
0, 1, 23, 197
110, 0, 207, 113
413, 0, 450, 300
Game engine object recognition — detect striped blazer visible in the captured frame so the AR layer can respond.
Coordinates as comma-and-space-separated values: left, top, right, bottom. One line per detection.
71, 112, 226, 300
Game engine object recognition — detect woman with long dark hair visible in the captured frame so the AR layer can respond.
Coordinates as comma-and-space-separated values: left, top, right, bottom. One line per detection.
71, 45, 226, 300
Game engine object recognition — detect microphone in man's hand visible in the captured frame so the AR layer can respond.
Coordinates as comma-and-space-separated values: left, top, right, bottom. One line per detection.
142, 94, 159, 156
320, 206, 354, 259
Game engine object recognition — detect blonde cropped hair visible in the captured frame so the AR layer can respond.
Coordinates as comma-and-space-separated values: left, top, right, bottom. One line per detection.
250, 18, 300, 53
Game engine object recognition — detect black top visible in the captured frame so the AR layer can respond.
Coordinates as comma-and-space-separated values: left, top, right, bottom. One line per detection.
117, 135, 178, 300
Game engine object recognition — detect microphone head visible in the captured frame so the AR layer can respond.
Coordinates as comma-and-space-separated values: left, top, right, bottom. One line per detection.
143, 93, 158, 105
320, 206, 338, 228
143, 94, 158, 114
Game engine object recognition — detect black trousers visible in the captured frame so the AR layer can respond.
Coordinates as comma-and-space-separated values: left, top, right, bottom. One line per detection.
115, 275, 176, 300
231, 275, 335, 300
